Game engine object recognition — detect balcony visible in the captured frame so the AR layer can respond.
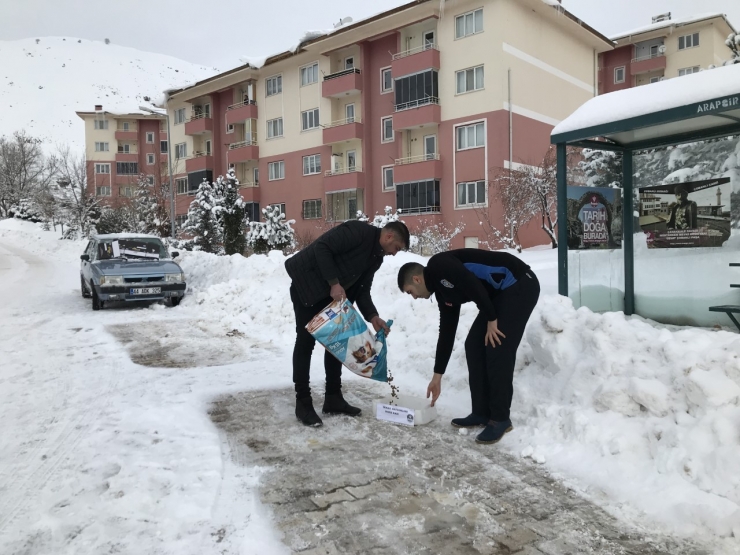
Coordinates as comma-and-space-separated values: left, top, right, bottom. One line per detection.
228, 138, 259, 164
631, 53, 666, 75
391, 45, 440, 78
324, 167, 365, 193
393, 97, 441, 130
115, 130, 138, 141
322, 118, 363, 144
185, 114, 213, 135
114, 173, 139, 183
115, 152, 138, 162
225, 100, 258, 126
185, 152, 214, 173
322, 68, 362, 99
238, 184, 260, 203
394, 154, 441, 183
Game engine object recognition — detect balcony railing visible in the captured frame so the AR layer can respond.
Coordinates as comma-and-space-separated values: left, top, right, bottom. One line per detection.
395, 153, 440, 165
116, 126, 137, 132
323, 67, 361, 81
391, 43, 438, 60
394, 96, 439, 112
322, 117, 361, 129
117, 148, 137, 154
239, 180, 259, 188
631, 51, 665, 63
190, 151, 211, 158
227, 99, 257, 111
325, 166, 361, 177
228, 137, 257, 150
188, 112, 211, 121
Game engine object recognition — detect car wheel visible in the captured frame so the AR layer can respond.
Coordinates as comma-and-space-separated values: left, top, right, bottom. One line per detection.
81, 275, 91, 298
170, 296, 182, 307
92, 283, 102, 311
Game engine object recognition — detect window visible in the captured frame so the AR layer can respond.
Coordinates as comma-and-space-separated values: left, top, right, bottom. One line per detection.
457, 180, 486, 207
381, 117, 394, 143
145, 175, 155, 186
266, 75, 282, 96
160, 140, 168, 153
94, 142, 109, 152
382, 165, 394, 191
650, 44, 659, 58
116, 162, 138, 175
174, 108, 186, 124
345, 57, 354, 70
119, 186, 135, 198
94, 163, 110, 174
614, 66, 626, 84
394, 69, 439, 110
455, 8, 483, 39
268, 160, 285, 180
303, 199, 322, 219
122, 122, 130, 131
396, 180, 440, 214
381, 67, 393, 93
678, 32, 699, 50
424, 31, 435, 49
650, 76, 661, 84
272, 203, 287, 216
146, 132, 154, 143
205, 140, 212, 156
267, 118, 284, 139
226, 123, 234, 134
456, 65, 484, 94
176, 178, 189, 195
300, 63, 319, 86
118, 144, 131, 154
303, 154, 321, 175
94, 119, 108, 130
175, 143, 187, 159
456, 122, 485, 150
253, 167, 259, 185
327, 190, 362, 221
301, 108, 320, 131
175, 214, 189, 228
96, 186, 111, 196
679, 66, 700, 76
244, 202, 260, 222
345, 103, 355, 123
147, 153, 155, 165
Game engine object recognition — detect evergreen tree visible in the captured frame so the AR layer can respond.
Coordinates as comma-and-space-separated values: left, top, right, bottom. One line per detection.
725, 32, 740, 64
183, 179, 223, 254
576, 149, 623, 188
247, 204, 295, 254
219, 169, 247, 255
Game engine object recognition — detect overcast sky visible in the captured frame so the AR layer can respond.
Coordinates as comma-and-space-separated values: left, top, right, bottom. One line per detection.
2, 0, 739, 69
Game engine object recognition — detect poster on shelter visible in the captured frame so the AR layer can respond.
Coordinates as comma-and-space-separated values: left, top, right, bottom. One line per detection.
566, 186, 622, 250
638, 178, 731, 248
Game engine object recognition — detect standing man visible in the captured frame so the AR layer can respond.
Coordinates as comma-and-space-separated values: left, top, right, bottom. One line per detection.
286, 220, 410, 427
397, 249, 539, 445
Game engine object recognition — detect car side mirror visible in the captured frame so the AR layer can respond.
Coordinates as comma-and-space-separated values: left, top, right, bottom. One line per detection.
80, 254, 90, 261
171, 251, 179, 258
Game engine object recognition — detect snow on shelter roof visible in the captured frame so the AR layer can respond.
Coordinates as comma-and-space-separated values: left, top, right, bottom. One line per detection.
551, 63, 740, 148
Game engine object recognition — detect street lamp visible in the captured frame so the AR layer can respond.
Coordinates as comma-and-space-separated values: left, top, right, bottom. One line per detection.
139, 104, 176, 238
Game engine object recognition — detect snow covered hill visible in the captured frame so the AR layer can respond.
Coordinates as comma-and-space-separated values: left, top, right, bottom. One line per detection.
0, 37, 219, 152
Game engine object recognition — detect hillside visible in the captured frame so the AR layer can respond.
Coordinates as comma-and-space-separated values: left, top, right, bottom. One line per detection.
0, 37, 220, 152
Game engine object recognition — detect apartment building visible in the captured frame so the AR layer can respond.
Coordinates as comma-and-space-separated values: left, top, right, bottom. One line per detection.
164, 0, 610, 248
599, 13, 737, 94
76, 106, 169, 202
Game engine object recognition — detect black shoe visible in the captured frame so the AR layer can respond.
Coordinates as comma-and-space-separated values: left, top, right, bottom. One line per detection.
451, 413, 488, 428
322, 393, 361, 417
296, 397, 323, 427
475, 419, 514, 445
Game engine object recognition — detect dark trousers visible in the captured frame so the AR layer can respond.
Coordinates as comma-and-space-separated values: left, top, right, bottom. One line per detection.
291, 284, 357, 400
464, 271, 540, 422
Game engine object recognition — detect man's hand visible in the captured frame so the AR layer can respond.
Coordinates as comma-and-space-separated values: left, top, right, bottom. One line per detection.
370, 316, 390, 335
485, 319, 506, 348
427, 373, 442, 406
330, 283, 346, 303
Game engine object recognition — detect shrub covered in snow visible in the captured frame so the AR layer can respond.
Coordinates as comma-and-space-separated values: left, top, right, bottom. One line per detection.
183, 179, 223, 254
246, 204, 295, 254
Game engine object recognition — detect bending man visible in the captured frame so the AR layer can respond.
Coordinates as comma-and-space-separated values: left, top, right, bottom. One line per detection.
398, 249, 539, 444
286, 220, 410, 426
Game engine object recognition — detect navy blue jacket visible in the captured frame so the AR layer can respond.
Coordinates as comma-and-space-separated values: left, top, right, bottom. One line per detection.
424, 249, 532, 374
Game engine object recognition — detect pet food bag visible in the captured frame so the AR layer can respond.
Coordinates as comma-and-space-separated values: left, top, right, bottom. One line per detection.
306, 299, 392, 382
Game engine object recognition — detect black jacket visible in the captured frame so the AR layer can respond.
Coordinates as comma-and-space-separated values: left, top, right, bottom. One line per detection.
285, 220, 384, 320
424, 249, 532, 374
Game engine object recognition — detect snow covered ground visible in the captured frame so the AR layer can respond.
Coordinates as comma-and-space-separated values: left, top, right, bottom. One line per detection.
1, 218, 739, 554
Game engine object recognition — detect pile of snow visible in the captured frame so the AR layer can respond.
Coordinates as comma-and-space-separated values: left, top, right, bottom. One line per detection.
0, 37, 219, 152
0, 218, 85, 260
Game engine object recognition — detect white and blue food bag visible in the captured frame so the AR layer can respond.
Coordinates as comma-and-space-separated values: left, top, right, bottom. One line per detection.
306, 299, 392, 382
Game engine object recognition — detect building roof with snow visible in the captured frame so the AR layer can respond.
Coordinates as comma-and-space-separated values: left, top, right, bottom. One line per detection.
610, 13, 736, 44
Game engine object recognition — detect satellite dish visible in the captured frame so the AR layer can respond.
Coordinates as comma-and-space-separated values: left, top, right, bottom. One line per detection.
341, 17, 353, 25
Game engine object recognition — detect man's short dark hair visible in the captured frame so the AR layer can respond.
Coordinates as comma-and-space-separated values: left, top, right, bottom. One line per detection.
397, 262, 424, 291
383, 221, 410, 250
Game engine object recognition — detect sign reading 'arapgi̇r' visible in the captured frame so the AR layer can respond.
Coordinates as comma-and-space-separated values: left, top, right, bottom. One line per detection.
696, 96, 739, 113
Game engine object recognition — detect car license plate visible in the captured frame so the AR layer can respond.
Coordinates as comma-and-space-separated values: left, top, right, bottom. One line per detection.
130, 287, 161, 295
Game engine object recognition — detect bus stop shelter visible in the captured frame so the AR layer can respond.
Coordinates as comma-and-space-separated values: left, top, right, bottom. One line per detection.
551, 63, 740, 317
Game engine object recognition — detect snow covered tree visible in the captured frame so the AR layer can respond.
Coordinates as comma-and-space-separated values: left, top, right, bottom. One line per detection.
96, 206, 131, 235
409, 219, 464, 256
127, 175, 170, 236
0, 132, 57, 217
183, 179, 223, 254
247, 204, 295, 254
8, 198, 43, 222
725, 33, 740, 64
357, 206, 402, 228
480, 167, 536, 252
218, 169, 247, 255
576, 148, 623, 189
54, 146, 102, 238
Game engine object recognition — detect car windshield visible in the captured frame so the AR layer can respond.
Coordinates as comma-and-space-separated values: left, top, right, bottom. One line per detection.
97, 238, 168, 261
